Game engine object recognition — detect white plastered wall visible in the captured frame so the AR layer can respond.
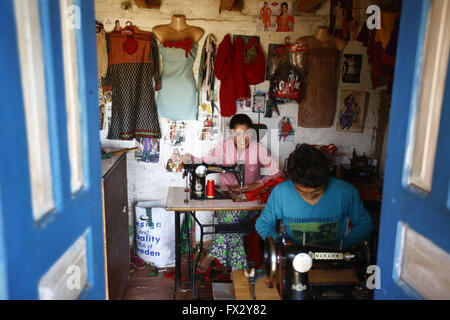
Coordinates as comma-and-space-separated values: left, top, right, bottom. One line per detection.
95, 0, 387, 244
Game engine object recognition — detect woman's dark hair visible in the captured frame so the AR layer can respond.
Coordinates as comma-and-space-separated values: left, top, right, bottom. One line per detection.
344, 94, 354, 103
285, 143, 330, 188
278, 2, 289, 31
229, 114, 253, 130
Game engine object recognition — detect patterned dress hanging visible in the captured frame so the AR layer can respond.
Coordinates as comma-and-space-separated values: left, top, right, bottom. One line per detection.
102, 27, 161, 141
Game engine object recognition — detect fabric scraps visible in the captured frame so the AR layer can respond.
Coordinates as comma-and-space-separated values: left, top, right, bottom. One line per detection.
244, 176, 286, 204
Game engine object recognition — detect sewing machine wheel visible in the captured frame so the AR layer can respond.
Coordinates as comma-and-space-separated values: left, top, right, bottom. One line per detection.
264, 236, 278, 281
292, 253, 313, 273
195, 165, 207, 177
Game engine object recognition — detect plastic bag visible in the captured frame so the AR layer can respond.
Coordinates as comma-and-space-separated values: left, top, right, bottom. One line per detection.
268, 41, 307, 105
134, 201, 177, 267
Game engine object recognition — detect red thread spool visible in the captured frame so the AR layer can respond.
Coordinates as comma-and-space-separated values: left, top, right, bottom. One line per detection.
206, 179, 215, 199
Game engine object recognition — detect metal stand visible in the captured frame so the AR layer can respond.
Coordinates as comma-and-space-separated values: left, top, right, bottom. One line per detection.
172, 210, 254, 300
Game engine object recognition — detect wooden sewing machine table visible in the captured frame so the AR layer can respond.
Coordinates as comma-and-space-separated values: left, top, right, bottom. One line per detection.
232, 268, 360, 300
166, 186, 265, 299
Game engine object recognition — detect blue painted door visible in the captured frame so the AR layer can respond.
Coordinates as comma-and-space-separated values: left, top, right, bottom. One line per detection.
0, 0, 105, 299
375, 0, 450, 299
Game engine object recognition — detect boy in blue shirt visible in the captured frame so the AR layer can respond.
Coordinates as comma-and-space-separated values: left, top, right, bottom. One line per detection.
255, 143, 373, 249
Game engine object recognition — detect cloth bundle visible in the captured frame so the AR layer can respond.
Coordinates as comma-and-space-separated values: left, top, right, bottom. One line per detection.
244, 176, 286, 204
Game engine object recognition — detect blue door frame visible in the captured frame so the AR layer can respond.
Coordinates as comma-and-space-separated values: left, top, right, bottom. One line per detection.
375, 0, 450, 299
0, 0, 105, 299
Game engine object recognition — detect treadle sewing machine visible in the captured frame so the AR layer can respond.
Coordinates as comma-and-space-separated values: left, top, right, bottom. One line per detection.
263, 221, 372, 300
182, 162, 245, 202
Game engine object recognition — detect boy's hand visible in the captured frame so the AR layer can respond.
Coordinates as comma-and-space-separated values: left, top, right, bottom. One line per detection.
243, 183, 263, 192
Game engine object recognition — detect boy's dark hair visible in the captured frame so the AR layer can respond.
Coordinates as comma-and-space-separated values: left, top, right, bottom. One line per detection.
229, 114, 253, 130
285, 143, 330, 188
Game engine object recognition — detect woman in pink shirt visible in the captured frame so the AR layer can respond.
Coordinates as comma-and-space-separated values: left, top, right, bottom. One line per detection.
179, 114, 282, 271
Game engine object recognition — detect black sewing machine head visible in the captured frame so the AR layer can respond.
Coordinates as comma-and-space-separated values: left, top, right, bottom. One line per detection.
263, 220, 371, 300
182, 162, 245, 200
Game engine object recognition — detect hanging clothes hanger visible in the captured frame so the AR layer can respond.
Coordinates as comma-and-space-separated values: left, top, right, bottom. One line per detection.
121, 21, 135, 35
121, 21, 140, 55
96, 20, 103, 33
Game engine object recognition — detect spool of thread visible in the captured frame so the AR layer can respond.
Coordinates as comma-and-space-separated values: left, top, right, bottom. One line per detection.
206, 179, 215, 199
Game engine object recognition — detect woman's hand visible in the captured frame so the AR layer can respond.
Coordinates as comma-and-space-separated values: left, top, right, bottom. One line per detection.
176, 154, 192, 172
228, 183, 262, 193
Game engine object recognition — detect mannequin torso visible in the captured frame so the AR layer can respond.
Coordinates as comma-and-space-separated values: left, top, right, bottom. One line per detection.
296, 26, 346, 50
154, 15, 203, 121
152, 15, 205, 43
296, 27, 347, 128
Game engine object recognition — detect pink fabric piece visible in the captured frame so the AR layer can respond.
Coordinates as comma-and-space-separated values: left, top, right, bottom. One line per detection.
192, 138, 282, 189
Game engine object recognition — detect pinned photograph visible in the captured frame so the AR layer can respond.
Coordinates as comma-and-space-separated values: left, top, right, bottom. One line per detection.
199, 102, 213, 115
236, 98, 252, 112
257, 2, 295, 32
342, 54, 362, 84
164, 121, 186, 146
258, 2, 274, 32
252, 91, 266, 113
136, 138, 160, 163
166, 147, 182, 172
337, 90, 369, 132
199, 114, 220, 141
329, 0, 353, 40
278, 116, 295, 142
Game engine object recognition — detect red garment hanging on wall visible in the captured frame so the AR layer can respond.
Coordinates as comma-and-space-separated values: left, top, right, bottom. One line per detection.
244, 37, 266, 85
215, 35, 266, 117
233, 36, 251, 101
215, 34, 236, 117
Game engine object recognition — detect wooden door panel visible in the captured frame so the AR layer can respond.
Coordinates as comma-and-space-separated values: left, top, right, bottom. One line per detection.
103, 154, 130, 300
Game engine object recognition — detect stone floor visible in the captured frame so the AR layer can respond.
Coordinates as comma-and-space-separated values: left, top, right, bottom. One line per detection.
121, 237, 260, 300
121, 265, 176, 300
121, 251, 218, 300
